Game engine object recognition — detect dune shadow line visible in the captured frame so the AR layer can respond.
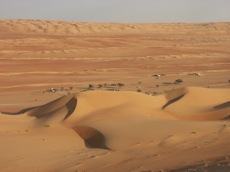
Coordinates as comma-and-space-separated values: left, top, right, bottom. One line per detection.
63, 97, 77, 120
1, 106, 38, 115
1, 96, 66, 115
214, 101, 230, 109
162, 94, 186, 109
1, 96, 77, 121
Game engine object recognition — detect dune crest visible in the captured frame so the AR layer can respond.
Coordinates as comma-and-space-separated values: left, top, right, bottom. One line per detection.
3, 87, 229, 123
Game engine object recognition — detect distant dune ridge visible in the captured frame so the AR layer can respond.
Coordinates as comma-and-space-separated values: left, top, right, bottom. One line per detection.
1, 19, 230, 35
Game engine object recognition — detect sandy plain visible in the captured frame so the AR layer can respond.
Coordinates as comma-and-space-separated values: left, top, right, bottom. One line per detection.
0, 19, 230, 172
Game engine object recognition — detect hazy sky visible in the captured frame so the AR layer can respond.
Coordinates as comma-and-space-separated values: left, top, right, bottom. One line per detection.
0, 0, 229, 23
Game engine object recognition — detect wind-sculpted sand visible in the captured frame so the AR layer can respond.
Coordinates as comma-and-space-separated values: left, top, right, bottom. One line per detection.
1, 87, 230, 171
0, 20, 230, 171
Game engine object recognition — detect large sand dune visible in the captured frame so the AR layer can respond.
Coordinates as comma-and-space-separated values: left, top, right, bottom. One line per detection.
1, 87, 230, 171
0, 20, 230, 171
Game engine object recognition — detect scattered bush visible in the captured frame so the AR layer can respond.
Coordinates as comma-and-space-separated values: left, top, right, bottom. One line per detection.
137, 89, 142, 92
88, 84, 94, 90
175, 79, 183, 84
98, 84, 103, 88
117, 83, 125, 87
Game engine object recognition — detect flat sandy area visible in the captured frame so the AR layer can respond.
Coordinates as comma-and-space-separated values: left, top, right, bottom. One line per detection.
0, 20, 230, 172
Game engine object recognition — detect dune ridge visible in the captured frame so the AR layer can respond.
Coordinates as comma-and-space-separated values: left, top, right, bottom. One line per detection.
4, 87, 229, 122
1, 19, 230, 35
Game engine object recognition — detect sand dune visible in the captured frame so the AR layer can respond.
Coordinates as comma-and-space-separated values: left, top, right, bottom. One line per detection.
6, 87, 229, 123
164, 87, 230, 120
1, 19, 230, 171
1, 87, 230, 171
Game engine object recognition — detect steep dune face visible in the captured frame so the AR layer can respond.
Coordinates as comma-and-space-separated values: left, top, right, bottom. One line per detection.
26, 94, 77, 120
73, 126, 109, 149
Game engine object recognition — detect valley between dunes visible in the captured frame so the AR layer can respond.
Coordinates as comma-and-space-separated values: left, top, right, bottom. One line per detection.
0, 20, 230, 172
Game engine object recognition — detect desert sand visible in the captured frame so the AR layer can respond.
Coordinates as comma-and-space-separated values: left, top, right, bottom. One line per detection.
0, 19, 230, 172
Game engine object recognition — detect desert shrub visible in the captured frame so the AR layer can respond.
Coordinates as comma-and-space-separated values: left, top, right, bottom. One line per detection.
88, 84, 94, 90
175, 79, 183, 84
98, 84, 103, 88
117, 83, 125, 87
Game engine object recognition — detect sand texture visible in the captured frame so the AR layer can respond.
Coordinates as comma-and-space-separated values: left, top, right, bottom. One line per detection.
0, 20, 230, 172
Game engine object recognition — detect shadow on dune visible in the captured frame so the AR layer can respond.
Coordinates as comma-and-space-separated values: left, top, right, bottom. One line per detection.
72, 126, 110, 150
63, 97, 77, 120
28, 97, 77, 120
1, 96, 66, 115
162, 94, 186, 109
214, 101, 230, 120
162, 87, 188, 109
1, 106, 40, 115
1, 95, 77, 122
214, 101, 230, 110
